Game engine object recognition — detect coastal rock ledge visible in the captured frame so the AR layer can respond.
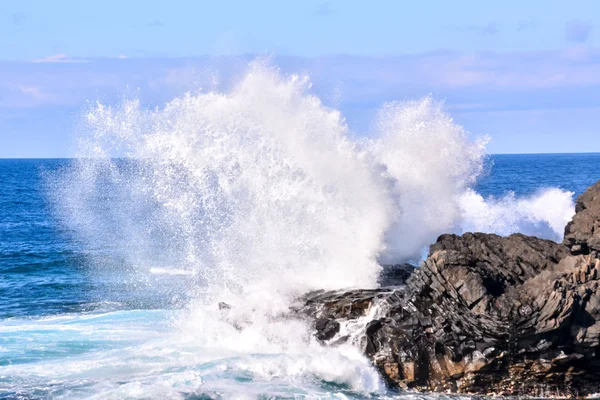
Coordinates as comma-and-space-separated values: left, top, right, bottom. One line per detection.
297, 180, 600, 397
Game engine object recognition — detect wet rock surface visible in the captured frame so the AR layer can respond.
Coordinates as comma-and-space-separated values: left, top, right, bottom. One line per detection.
378, 263, 416, 287
298, 180, 600, 397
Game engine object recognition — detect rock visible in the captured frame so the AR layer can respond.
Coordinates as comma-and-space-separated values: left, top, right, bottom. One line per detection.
297, 232, 600, 396
421, 232, 569, 316
564, 180, 600, 255
314, 318, 340, 341
378, 263, 416, 286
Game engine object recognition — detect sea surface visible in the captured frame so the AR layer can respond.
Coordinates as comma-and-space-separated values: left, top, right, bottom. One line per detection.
1, 154, 599, 399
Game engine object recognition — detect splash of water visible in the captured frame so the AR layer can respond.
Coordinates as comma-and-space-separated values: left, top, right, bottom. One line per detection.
44, 61, 576, 397
368, 98, 488, 263
52, 59, 577, 309
57, 63, 396, 299
458, 187, 575, 241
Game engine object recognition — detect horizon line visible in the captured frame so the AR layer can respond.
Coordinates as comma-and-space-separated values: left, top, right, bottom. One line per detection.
2, 152, 600, 160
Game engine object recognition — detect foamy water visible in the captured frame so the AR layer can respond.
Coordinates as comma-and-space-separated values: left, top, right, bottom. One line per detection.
1, 62, 576, 399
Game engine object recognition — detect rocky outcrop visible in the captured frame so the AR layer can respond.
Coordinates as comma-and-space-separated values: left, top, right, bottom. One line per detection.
298, 180, 600, 397
565, 180, 600, 256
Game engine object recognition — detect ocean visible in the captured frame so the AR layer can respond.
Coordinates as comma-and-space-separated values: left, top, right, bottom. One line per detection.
1, 157, 598, 400
1, 69, 600, 399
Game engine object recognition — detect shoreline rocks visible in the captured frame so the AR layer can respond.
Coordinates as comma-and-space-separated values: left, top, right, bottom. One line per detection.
298, 180, 600, 397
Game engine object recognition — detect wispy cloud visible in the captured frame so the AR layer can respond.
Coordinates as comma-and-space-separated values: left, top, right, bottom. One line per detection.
0, 83, 62, 108
3, 49, 600, 112
18, 86, 44, 99
33, 53, 89, 64
16, 85, 60, 103
565, 19, 593, 43
148, 20, 165, 27
2, 52, 600, 155
459, 22, 499, 36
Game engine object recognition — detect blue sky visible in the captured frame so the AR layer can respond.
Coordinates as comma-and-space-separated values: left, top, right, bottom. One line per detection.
1, 0, 600, 156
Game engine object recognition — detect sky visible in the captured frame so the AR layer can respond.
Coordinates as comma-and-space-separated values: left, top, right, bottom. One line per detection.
1, 0, 600, 157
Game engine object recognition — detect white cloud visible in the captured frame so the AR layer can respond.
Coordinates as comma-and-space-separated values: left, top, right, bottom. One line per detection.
0, 83, 62, 108
18, 86, 44, 99
33, 53, 89, 64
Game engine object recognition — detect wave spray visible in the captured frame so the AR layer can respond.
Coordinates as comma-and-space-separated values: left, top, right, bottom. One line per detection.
47, 61, 574, 397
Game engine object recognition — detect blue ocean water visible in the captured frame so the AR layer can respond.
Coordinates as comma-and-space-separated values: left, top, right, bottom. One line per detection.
1, 154, 599, 399
476, 153, 600, 197
0, 159, 88, 319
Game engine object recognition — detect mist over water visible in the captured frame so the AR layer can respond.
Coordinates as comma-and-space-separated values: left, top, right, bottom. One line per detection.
35, 61, 577, 398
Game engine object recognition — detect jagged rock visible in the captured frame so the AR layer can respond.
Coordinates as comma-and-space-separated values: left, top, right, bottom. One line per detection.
565, 180, 600, 255
423, 232, 569, 316
299, 235, 600, 396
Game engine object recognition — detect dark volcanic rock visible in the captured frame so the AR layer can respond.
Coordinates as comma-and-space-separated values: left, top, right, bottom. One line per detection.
422, 232, 569, 316
300, 234, 600, 396
399, 235, 600, 396
297, 181, 600, 396
564, 180, 600, 256
314, 318, 340, 341
378, 264, 416, 287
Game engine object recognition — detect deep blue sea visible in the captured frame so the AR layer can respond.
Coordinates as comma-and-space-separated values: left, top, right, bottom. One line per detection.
1, 154, 599, 399
476, 153, 600, 197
